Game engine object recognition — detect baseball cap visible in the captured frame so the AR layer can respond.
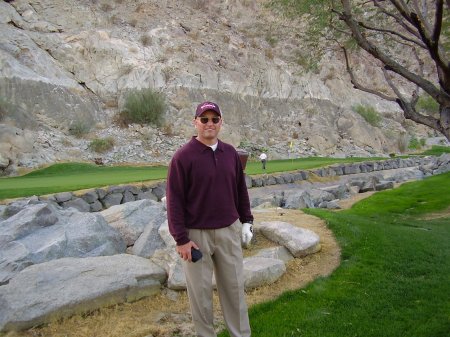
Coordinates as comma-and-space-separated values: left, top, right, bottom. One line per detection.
195, 101, 222, 118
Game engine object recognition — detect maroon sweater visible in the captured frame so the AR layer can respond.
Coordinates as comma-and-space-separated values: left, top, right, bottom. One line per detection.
166, 137, 253, 245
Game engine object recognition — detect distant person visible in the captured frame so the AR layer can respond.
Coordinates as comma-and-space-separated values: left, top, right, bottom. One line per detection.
166, 101, 253, 337
259, 152, 267, 170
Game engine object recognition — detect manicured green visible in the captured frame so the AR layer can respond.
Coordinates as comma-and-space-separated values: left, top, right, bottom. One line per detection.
244, 156, 384, 175
419, 145, 450, 156
0, 157, 384, 200
0, 163, 167, 200
219, 172, 450, 337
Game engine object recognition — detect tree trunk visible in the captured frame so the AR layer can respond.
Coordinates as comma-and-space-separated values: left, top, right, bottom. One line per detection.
441, 105, 450, 141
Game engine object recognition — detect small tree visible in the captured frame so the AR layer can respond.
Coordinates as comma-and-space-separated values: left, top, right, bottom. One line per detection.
269, 0, 450, 140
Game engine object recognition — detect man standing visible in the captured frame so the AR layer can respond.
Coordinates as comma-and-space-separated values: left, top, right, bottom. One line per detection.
259, 152, 267, 170
166, 101, 253, 337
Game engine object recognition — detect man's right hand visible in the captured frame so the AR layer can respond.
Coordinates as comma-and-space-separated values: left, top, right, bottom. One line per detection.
176, 241, 199, 262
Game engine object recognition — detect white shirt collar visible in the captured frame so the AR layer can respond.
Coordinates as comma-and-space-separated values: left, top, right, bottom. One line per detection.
209, 142, 218, 151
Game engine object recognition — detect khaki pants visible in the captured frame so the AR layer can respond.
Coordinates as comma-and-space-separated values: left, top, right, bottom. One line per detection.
184, 220, 251, 337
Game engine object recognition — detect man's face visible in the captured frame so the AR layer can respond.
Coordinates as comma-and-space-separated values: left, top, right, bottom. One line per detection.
194, 110, 222, 143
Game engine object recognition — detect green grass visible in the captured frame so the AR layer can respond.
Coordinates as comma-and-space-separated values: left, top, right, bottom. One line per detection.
408, 135, 425, 150
244, 156, 384, 175
219, 172, 450, 337
0, 157, 384, 200
419, 145, 450, 156
0, 163, 167, 200
416, 94, 439, 115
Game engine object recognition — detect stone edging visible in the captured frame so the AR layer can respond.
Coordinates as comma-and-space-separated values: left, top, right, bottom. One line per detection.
27, 154, 449, 213
246, 156, 447, 188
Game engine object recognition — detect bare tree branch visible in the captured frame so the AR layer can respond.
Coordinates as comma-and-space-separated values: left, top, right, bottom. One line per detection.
410, 1, 450, 78
342, 46, 397, 101
410, 0, 432, 32
413, 47, 425, 78
383, 70, 418, 120
390, 0, 415, 25
356, 19, 426, 48
372, 1, 422, 39
340, 0, 441, 100
388, 34, 422, 50
432, 0, 443, 44
271, 0, 450, 139
382, 67, 406, 101
383, 68, 441, 129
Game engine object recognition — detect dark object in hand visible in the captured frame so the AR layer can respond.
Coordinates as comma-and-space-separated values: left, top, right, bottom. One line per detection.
191, 248, 203, 262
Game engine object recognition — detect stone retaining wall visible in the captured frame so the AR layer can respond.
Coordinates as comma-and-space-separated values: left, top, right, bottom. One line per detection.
36, 155, 449, 213
249, 156, 446, 187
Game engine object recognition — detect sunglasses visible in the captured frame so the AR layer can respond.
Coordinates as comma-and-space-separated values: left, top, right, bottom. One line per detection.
198, 116, 221, 124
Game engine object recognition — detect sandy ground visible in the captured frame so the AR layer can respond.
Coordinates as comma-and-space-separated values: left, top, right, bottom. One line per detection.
8, 193, 374, 337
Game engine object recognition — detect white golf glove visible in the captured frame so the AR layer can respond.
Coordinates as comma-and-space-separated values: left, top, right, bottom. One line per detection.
241, 223, 253, 247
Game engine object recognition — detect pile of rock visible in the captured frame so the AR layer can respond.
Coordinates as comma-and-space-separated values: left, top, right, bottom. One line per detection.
0, 197, 318, 332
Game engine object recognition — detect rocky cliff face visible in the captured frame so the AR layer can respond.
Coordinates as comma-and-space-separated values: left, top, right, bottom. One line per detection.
0, 0, 438, 175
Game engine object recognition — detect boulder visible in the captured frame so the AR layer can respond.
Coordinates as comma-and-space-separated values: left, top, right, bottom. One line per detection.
151, 185, 166, 201
253, 246, 294, 263
308, 189, 335, 207
0, 205, 6, 220
102, 192, 123, 208
243, 257, 286, 289
150, 221, 185, 290
320, 184, 353, 200
131, 206, 167, 257
101, 199, 165, 247
258, 221, 321, 257
283, 190, 314, 209
0, 254, 166, 332
2, 196, 41, 218
375, 181, 395, 191
54, 192, 73, 203
0, 203, 126, 285
62, 197, 90, 212
81, 190, 99, 204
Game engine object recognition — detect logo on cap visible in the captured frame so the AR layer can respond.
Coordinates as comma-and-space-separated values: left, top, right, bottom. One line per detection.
195, 101, 221, 117
202, 103, 216, 110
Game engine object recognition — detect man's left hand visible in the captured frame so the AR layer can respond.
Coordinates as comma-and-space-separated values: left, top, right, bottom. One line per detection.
241, 223, 253, 248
